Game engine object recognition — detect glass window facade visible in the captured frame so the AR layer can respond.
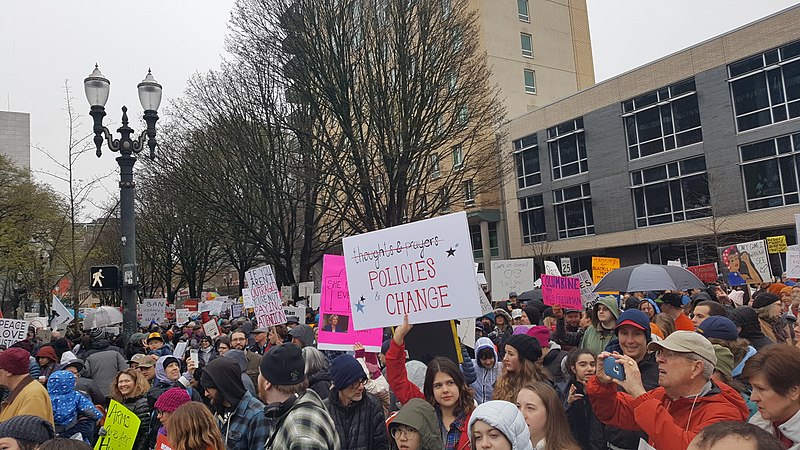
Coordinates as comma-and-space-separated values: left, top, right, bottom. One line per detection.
547, 118, 587, 180
631, 156, 711, 227
553, 184, 594, 239
521, 33, 533, 58
514, 134, 541, 189
728, 41, 800, 132
622, 78, 702, 160
471, 223, 500, 259
524, 69, 536, 94
740, 132, 800, 210
519, 194, 546, 243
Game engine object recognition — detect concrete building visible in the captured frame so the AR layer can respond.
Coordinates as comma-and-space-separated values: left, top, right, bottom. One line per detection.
0, 111, 31, 171
466, 0, 595, 272
502, 5, 800, 276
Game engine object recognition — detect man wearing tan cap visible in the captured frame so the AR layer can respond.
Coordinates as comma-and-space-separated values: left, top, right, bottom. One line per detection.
586, 331, 750, 450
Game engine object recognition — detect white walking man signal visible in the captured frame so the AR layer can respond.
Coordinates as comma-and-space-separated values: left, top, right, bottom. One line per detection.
92, 269, 104, 287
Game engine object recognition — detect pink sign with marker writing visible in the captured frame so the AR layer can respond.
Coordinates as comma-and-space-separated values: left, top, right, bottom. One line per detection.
541, 274, 582, 310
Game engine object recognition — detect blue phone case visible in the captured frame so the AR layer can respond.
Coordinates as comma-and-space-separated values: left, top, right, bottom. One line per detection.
604, 357, 626, 381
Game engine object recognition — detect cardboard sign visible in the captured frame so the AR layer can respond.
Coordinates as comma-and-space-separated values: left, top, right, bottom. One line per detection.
342, 211, 480, 330
541, 274, 582, 310
155, 434, 173, 450
490, 259, 535, 302
787, 249, 800, 278
50, 295, 74, 327
687, 264, 718, 283
560, 257, 572, 275
718, 240, 772, 286
403, 320, 462, 364
141, 299, 166, 325
245, 265, 287, 328
571, 270, 598, 307
175, 308, 191, 325
591, 257, 620, 284
230, 303, 244, 319
767, 236, 787, 254
318, 254, 383, 352
299, 281, 315, 298
242, 288, 254, 309
203, 320, 220, 339
94, 399, 140, 450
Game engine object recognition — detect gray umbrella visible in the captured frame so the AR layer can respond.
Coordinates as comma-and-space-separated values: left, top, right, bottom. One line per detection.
517, 289, 543, 301
592, 263, 705, 293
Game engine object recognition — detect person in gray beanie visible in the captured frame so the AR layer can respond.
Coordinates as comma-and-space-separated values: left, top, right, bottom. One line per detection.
323, 354, 389, 449
0, 414, 55, 448
288, 324, 316, 348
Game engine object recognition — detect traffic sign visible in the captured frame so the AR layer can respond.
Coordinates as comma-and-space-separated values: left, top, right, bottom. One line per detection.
90, 265, 120, 291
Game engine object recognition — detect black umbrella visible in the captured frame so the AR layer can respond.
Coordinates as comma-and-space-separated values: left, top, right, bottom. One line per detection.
592, 263, 705, 293
517, 289, 542, 301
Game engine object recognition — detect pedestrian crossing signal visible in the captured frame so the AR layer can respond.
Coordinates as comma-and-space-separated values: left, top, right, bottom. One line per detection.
90, 265, 120, 291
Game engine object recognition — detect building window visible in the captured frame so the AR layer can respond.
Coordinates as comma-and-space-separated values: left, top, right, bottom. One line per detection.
623, 78, 702, 160
439, 186, 450, 212
470, 223, 500, 259
547, 117, 587, 180
740, 132, 800, 210
457, 105, 468, 127
728, 41, 800, 132
452, 144, 463, 169
514, 134, 541, 189
521, 33, 533, 58
430, 153, 440, 178
463, 180, 475, 205
553, 184, 594, 239
524, 69, 536, 94
631, 156, 711, 227
518, 0, 529, 22
519, 194, 546, 243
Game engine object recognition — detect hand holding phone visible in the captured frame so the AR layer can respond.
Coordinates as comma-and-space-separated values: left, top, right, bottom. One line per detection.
603, 357, 626, 382
190, 349, 199, 365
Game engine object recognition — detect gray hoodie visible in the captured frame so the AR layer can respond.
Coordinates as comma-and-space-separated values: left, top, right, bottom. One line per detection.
468, 400, 533, 450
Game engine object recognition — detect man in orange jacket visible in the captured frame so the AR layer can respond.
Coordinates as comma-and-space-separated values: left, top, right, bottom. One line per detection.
586, 331, 749, 450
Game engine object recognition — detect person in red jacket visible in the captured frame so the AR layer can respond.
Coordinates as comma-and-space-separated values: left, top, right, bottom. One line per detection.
386, 315, 474, 450
586, 331, 749, 450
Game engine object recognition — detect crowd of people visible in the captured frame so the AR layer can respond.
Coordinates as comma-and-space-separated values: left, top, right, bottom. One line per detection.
0, 280, 799, 450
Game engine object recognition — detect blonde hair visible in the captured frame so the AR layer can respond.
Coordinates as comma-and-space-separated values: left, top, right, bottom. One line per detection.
493, 358, 551, 402
110, 369, 150, 402
519, 383, 581, 450
169, 402, 225, 450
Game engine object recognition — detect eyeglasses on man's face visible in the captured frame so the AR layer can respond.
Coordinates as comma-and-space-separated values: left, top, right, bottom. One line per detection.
391, 425, 418, 439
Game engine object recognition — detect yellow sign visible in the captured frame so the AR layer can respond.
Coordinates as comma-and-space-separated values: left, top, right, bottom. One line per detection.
94, 399, 140, 450
592, 257, 620, 284
767, 236, 787, 254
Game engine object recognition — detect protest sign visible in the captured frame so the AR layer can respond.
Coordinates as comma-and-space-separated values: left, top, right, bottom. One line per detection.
283, 306, 305, 321
591, 257, 620, 284
94, 399, 140, 450
28, 317, 48, 329
242, 288, 254, 309
0, 319, 28, 348
667, 260, 682, 267
141, 299, 166, 325
490, 259, 535, 302
175, 308, 191, 325
155, 434, 173, 450
281, 286, 293, 303
318, 254, 383, 352
544, 261, 561, 276
571, 270, 598, 307
230, 303, 244, 319
477, 278, 493, 316
456, 317, 476, 348
203, 320, 220, 339
787, 249, 800, 278
299, 281, 314, 298
50, 295, 74, 328
36, 328, 51, 344
476, 272, 487, 286
173, 341, 187, 359
310, 293, 321, 309
403, 320, 462, 363
718, 240, 772, 286
686, 264, 718, 283
342, 211, 480, 330
767, 236, 788, 254
245, 265, 286, 328
541, 274, 581, 310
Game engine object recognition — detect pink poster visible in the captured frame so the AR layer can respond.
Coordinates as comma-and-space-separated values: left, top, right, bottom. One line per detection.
318, 254, 383, 352
541, 274, 582, 310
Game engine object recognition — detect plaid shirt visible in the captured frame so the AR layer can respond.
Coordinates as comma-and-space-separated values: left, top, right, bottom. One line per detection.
440, 408, 469, 450
265, 389, 341, 450
220, 391, 269, 450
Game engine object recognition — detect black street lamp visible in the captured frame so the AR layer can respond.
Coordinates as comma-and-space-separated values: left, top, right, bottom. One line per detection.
83, 65, 162, 338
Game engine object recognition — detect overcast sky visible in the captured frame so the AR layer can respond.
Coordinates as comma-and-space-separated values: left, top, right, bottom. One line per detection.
1, 0, 799, 217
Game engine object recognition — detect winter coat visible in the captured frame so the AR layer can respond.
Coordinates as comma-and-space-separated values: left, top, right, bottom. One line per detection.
388, 398, 443, 450
74, 376, 105, 406
730, 307, 776, 351
586, 378, 749, 450
83, 340, 128, 398
197, 346, 217, 367
264, 389, 340, 450
120, 395, 151, 450
489, 309, 514, 359
468, 400, 533, 450
471, 337, 501, 404
323, 389, 389, 450
308, 369, 333, 401
558, 380, 603, 450
580, 296, 619, 355
146, 356, 203, 449
542, 343, 569, 383
47, 371, 102, 434
0, 376, 54, 424
459, 345, 477, 385
222, 349, 258, 398
750, 407, 800, 450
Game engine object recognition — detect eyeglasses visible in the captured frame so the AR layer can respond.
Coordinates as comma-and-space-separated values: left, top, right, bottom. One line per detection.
348, 378, 367, 389
391, 425, 418, 439
656, 349, 690, 360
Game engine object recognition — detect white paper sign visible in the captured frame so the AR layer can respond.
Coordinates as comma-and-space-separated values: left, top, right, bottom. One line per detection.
283, 306, 305, 321
477, 278, 493, 316
490, 259, 535, 302
28, 317, 49, 330
457, 317, 476, 348
787, 249, 800, 278
476, 272, 487, 286
544, 261, 561, 276
141, 299, 166, 325
175, 308, 191, 325
230, 303, 244, 319
572, 270, 598, 307
299, 282, 314, 298
342, 211, 481, 330
0, 319, 28, 348
667, 260, 682, 267
245, 265, 287, 328
281, 286, 293, 303
173, 341, 188, 359
203, 320, 221, 339
242, 288, 254, 309
310, 293, 321, 309
50, 295, 74, 327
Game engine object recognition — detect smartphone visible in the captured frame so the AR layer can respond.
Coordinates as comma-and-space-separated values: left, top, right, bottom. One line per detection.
190, 349, 199, 365
603, 357, 626, 381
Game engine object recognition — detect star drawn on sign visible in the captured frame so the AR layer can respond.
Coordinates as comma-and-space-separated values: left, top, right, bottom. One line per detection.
354, 302, 365, 313
359, 295, 366, 303
446, 247, 456, 257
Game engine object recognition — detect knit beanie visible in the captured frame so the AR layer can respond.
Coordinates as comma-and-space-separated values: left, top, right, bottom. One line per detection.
89, 328, 106, 340
523, 307, 541, 326
526, 326, 551, 348
0, 415, 55, 444
0, 347, 33, 375
330, 354, 366, 389
35, 346, 57, 361
767, 283, 787, 295
154, 387, 191, 413
752, 292, 781, 310
712, 344, 734, 379
260, 343, 306, 386
381, 339, 392, 355
505, 334, 542, 364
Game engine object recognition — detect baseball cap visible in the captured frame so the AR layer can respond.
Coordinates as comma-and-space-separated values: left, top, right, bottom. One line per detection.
146, 332, 164, 342
511, 309, 523, 319
695, 316, 738, 341
614, 309, 652, 342
137, 355, 157, 368
660, 293, 683, 308
508, 291, 518, 298
129, 353, 147, 365
647, 330, 717, 365
286, 316, 300, 324
254, 327, 269, 334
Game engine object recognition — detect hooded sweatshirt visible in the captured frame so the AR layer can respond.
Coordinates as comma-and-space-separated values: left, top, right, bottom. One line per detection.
468, 400, 533, 450
47, 370, 102, 431
471, 337, 502, 404
222, 349, 258, 398
730, 307, 775, 351
581, 296, 620, 355
388, 398, 443, 450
